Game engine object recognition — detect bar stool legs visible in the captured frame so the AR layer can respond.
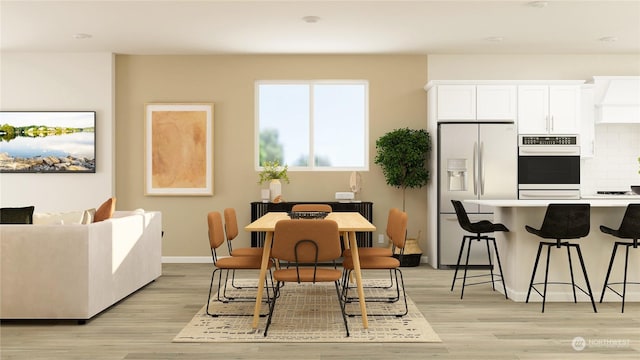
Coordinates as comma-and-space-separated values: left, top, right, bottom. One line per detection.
600, 239, 639, 313
526, 240, 597, 313
451, 234, 508, 300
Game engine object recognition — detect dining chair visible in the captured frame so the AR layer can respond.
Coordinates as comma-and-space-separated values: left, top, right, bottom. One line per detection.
525, 203, 597, 313
223, 207, 269, 290
599, 203, 640, 313
224, 208, 264, 257
206, 211, 273, 317
341, 209, 409, 317
342, 208, 400, 289
264, 219, 349, 337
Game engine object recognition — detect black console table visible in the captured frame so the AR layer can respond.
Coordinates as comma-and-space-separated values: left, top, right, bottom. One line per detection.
250, 201, 373, 248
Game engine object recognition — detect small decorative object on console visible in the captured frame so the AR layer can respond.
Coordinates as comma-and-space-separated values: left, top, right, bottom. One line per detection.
287, 211, 329, 219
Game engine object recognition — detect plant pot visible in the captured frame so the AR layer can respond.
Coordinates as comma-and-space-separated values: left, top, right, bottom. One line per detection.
391, 235, 422, 267
269, 179, 281, 201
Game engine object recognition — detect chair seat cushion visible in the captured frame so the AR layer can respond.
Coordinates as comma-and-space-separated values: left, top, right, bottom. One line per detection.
342, 247, 392, 258
600, 225, 638, 239
216, 256, 271, 270
274, 268, 342, 282
343, 256, 400, 270
467, 220, 509, 233
231, 247, 266, 257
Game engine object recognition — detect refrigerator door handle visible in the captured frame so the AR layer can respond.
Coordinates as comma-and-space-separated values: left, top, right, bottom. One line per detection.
473, 141, 478, 195
479, 141, 485, 195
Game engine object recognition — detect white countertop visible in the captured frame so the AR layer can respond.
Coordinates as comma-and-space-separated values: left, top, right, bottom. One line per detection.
580, 194, 640, 199
466, 198, 640, 207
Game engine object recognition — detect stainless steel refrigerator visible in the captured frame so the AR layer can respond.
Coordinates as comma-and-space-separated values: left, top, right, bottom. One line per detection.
438, 123, 517, 269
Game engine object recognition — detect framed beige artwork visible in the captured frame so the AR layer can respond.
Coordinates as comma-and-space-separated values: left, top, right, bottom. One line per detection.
145, 103, 214, 196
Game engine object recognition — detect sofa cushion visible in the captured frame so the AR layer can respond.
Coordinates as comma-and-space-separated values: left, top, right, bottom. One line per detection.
82, 208, 96, 224
94, 198, 116, 222
33, 211, 86, 225
0, 206, 35, 224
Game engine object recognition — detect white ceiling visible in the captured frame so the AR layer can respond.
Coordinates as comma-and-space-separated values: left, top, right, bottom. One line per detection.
1, 0, 639, 55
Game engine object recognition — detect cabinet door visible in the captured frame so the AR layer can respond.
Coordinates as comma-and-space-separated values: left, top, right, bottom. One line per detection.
517, 85, 549, 134
477, 85, 516, 120
549, 85, 580, 134
437, 85, 476, 120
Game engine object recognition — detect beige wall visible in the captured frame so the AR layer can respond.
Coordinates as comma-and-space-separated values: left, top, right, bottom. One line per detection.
115, 55, 430, 259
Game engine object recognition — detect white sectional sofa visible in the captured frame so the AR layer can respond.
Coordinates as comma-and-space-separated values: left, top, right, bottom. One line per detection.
0, 211, 162, 321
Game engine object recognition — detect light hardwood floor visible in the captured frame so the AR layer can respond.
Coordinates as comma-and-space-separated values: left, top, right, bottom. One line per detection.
1, 263, 638, 359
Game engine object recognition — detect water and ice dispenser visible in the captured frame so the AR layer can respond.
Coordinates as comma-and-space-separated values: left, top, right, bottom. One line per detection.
447, 159, 467, 191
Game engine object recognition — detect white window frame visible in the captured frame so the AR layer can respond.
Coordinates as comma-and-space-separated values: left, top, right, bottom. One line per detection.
255, 80, 369, 171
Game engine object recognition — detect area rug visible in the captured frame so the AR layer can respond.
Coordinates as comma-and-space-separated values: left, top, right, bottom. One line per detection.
173, 279, 441, 343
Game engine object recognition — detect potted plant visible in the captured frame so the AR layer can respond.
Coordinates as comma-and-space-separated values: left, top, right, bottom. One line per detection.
375, 128, 431, 210
375, 128, 431, 266
258, 160, 290, 202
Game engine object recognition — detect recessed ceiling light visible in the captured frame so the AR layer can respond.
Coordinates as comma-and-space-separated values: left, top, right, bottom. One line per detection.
527, 1, 548, 8
484, 36, 505, 42
598, 36, 618, 42
72, 33, 92, 40
302, 16, 320, 23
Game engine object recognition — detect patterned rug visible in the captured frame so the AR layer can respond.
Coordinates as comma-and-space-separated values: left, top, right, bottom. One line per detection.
173, 279, 441, 343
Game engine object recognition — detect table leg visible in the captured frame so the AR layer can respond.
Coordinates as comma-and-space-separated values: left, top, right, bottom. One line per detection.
347, 230, 369, 329
252, 231, 273, 329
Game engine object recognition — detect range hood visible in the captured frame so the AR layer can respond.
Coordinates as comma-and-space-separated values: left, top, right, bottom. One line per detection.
593, 76, 640, 124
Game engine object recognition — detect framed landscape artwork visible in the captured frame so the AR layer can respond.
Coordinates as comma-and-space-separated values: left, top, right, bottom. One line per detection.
145, 103, 214, 196
0, 111, 96, 173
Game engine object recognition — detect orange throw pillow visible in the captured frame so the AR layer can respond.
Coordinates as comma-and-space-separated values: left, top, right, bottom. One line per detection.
94, 197, 116, 222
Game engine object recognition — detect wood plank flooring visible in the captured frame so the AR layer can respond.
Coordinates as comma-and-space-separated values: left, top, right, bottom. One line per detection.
1, 263, 638, 359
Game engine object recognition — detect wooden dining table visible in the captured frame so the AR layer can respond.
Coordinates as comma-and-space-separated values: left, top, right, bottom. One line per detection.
244, 211, 376, 329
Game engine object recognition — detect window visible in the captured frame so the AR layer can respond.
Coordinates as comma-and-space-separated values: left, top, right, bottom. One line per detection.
256, 80, 368, 171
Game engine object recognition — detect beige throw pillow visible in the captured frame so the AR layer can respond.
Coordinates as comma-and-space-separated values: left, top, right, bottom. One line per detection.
33, 211, 85, 225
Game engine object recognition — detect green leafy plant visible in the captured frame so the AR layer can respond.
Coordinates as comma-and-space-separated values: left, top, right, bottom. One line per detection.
637, 156, 640, 175
258, 160, 290, 184
375, 128, 431, 210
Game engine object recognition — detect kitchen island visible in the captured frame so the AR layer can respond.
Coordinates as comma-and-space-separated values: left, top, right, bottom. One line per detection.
465, 199, 640, 304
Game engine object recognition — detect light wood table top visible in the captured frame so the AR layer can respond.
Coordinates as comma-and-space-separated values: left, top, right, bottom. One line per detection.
244, 211, 376, 232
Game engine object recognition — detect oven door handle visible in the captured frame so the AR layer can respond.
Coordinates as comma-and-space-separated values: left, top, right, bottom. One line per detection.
519, 148, 580, 155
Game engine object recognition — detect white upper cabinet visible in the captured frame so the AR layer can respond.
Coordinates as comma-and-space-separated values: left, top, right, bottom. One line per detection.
476, 85, 516, 120
518, 85, 581, 134
435, 84, 515, 121
436, 85, 476, 120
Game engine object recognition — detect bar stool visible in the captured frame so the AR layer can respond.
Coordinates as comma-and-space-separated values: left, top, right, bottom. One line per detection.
525, 203, 597, 313
599, 203, 640, 313
450, 200, 508, 299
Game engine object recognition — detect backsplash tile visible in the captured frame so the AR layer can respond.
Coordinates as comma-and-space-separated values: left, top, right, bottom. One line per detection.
581, 124, 640, 194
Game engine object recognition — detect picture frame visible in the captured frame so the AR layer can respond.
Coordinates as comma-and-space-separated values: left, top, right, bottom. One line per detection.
0, 111, 96, 173
145, 103, 214, 196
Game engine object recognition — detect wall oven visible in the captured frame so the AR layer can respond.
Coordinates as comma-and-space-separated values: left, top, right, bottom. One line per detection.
518, 135, 580, 199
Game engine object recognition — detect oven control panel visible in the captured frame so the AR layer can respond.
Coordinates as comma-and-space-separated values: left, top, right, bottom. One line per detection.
519, 135, 578, 145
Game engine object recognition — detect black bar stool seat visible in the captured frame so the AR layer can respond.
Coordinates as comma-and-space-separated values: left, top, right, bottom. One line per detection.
599, 203, 640, 313
525, 203, 597, 313
450, 200, 508, 299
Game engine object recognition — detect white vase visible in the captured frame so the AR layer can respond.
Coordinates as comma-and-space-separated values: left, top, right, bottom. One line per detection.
269, 179, 281, 202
